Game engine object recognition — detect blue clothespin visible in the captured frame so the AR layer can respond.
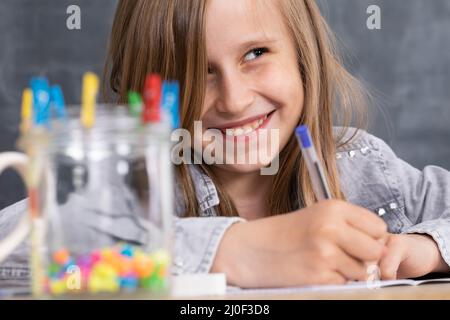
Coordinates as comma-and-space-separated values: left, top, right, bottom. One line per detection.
161, 81, 180, 128
50, 85, 67, 120
30, 77, 51, 127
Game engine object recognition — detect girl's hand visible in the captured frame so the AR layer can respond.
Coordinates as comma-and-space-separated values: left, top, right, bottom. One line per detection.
380, 233, 450, 280
211, 199, 388, 288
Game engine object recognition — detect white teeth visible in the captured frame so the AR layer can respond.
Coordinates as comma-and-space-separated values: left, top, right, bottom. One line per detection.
243, 127, 253, 134
226, 129, 235, 136
223, 113, 270, 137
234, 128, 244, 136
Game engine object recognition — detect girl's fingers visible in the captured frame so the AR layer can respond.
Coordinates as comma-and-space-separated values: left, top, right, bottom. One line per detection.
346, 208, 388, 239
338, 226, 386, 262
379, 235, 405, 280
320, 271, 347, 285
333, 248, 368, 281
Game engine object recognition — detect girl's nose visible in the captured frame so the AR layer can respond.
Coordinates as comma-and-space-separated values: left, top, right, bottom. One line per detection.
215, 71, 254, 115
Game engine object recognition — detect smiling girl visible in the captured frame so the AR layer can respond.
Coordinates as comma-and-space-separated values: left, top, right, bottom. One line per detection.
1, 0, 450, 289
101, 0, 450, 288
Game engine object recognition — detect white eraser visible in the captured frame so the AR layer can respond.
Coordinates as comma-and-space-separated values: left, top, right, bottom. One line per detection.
172, 273, 227, 297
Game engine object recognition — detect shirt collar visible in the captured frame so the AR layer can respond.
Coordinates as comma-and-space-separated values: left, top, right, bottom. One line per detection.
188, 165, 220, 214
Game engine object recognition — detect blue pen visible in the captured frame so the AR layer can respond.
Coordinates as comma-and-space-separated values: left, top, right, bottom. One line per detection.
161, 81, 180, 128
295, 125, 332, 201
50, 85, 67, 120
30, 77, 51, 126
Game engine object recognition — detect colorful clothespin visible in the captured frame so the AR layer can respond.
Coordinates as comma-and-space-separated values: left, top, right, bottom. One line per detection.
81, 72, 99, 129
128, 91, 143, 118
50, 85, 67, 120
20, 88, 33, 133
30, 77, 51, 127
142, 74, 162, 124
161, 81, 180, 128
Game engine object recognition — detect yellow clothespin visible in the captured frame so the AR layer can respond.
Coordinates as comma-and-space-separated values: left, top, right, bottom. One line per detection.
20, 88, 33, 134
81, 72, 99, 129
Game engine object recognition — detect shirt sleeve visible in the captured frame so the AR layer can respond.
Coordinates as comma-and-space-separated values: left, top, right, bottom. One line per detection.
172, 216, 244, 275
0, 199, 30, 289
369, 133, 450, 267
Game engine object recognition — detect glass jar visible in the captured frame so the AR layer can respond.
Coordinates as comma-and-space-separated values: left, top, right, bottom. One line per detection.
12, 104, 174, 297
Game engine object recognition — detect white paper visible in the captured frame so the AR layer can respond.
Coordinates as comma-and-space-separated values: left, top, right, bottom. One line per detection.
226, 278, 450, 296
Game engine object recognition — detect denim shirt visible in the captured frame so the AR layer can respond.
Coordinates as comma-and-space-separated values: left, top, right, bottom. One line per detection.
1, 127, 450, 289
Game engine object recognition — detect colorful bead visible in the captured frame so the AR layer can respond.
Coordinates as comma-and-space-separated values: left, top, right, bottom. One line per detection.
48, 262, 62, 278
133, 254, 154, 278
140, 274, 164, 290
120, 245, 134, 257
77, 254, 93, 268
49, 279, 67, 295
153, 250, 170, 265
90, 250, 102, 264
63, 258, 76, 271
53, 248, 70, 266
157, 264, 167, 278
120, 276, 138, 290
117, 257, 134, 276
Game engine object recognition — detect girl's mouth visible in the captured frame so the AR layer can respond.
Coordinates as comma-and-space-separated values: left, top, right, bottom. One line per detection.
216, 110, 275, 137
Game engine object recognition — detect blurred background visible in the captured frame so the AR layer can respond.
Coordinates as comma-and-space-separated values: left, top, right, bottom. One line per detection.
0, 0, 449, 209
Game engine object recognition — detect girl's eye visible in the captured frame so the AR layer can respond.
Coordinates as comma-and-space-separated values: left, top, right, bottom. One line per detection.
243, 47, 268, 62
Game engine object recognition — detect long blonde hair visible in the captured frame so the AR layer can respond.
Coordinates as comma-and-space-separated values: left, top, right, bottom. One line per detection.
104, 0, 368, 217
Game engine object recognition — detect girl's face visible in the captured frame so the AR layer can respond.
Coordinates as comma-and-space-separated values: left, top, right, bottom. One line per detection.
201, 0, 304, 174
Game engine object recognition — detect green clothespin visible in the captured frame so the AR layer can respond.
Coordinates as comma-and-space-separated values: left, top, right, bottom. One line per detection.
128, 91, 143, 117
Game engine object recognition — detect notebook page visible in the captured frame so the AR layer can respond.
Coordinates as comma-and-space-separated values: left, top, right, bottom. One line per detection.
226, 279, 420, 296
414, 277, 450, 285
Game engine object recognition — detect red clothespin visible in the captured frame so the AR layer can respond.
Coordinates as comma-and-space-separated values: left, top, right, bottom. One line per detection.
142, 74, 162, 123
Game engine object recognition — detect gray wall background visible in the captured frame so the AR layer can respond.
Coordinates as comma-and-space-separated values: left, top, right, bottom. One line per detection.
0, 0, 449, 209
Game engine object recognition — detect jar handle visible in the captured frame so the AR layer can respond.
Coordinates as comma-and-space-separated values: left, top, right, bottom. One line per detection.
0, 152, 31, 263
